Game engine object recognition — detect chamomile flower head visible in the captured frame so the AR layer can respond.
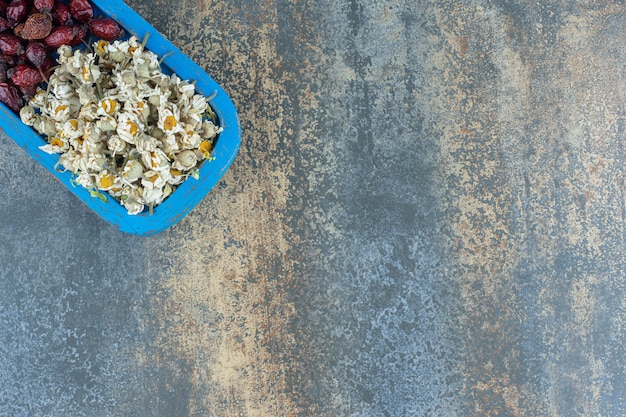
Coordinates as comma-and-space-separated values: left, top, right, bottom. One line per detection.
62, 118, 84, 139
96, 115, 118, 132
86, 153, 108, 172
94, 40, 110, 57
172, 149, 198, 171
56, 45, 74, 64
75, 171, 94, 189
107, 134, 127, 155
141, 185, 165, 207
120, 185, 144, 215
40, 136, 69, 154
161, 134, 180, 154
116, 112, 143, 144
59, 149, 83, 173
97, 97, 119, 117
157, 105, 183, 135
29, 88, 47, 109
135, 134, 159, 154
33, 116, 57, 137
201, 120, 222, 139
141, 149, 170, 172
141, 170, 166, 191
78, 102, 99, 122
50, 99, 72, 123
178, 81, 196, 100
123, 98, 150, 122
179, 125, 202, 150
52, 82, 76, 101
95, 170, 120, 191
167, 167, 185, 185
77, 84, 97, 106
19, 106, 36, 126
121, 159, 144, 184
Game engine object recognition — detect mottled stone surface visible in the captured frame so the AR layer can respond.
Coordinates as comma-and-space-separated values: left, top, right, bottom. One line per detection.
0, 0, 625, 415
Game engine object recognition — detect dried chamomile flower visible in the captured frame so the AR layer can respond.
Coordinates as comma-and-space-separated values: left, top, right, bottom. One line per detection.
19, 105, 36, 126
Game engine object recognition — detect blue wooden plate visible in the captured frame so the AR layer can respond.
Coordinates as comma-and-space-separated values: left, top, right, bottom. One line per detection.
0, 0, 241, 235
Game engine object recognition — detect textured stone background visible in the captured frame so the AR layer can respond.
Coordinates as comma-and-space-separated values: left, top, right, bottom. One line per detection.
1, 0, 625, 415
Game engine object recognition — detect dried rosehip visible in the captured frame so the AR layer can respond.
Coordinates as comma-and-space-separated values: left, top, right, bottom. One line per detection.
15, 51, 26, 65
10, 64, 44, 88
69, 0, 93, 23
40, 55, 54, 75
34, 0, 54, 13
68, 24, 86, 46
52, 2, 72, 25
88, 18, 123, 41
0, 54, 16, 66
0, 61, 7, 83
12, 23, 24, 38
44, 25, 75, 47
18, 82, 36, 98
0, 81, 23, 112
0, 1, 7, 15
6, 0, 29, 27
0, 17, 10, 32
25, 41, 46, 68
20, 13, 53, 40
0, 33, 24, 55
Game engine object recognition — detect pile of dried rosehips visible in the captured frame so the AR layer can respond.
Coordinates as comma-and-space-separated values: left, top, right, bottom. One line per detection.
0, 0, 123, 112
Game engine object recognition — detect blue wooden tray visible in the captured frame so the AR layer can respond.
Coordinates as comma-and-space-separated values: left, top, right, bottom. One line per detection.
0, 0, 241, 236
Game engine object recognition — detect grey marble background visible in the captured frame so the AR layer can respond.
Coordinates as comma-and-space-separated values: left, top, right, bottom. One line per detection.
0, 0, 624, 415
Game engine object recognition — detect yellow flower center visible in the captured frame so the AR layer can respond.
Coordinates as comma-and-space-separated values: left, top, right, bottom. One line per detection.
99, 174, 114, 189
102, 99, 117, 114
55, 104, 68, 115
50, 137, 63, 147
82, 66, 92, 81
126, 121, 138, 136
163, 115, 177, 131
199, 140, 212, 158
69, 119, 79, 130
150, 151, 158, 168
170, 168, 182, 177
97, 40, 108, 54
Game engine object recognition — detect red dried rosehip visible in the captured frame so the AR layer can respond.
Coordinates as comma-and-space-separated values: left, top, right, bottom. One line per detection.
20, 13, 53, 40
44, 25, 75, 47
19, 84, 36, 98
10, 64, 44, 87
6, 0, 29, 27
52, 2, 71, 25
40, 55, 54, 74
0, 54, 16, 66
0, 81, 23, 112
69, 0, 93, 23
0, 17, 10, 32
0, 33, 24, 55
0, 61, 7, 83
12, 23, 23, 38
25, 41, 46, 68
88, 18, 123, 41
34, 0, 54, 12
68, 24, 86, 46
15, 51, 26, 65
0, 1, 8, 15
